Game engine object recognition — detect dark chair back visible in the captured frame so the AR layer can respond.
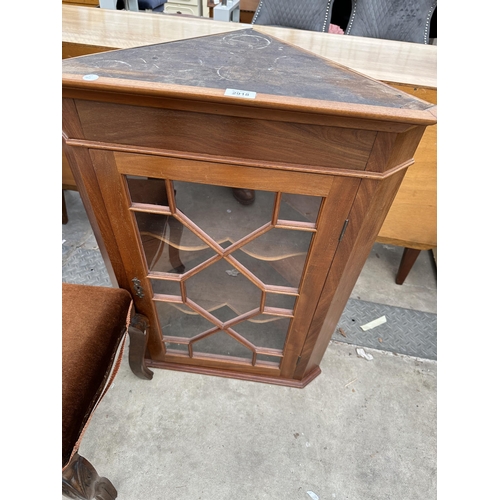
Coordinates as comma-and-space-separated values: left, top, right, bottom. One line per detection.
345, 0, 437, 44
252, 0, 335, 32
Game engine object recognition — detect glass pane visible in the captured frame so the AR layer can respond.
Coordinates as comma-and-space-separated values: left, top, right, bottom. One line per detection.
126, 176, 170, 206
265, 293, 297, 310
192, 331, 253, 360
150, 279, 181, 296
240, 228, 313, 288
279, 193, 322, 224
165, 342, 189, 355
230, 248, 285, 288
256, 354, 282, 366
235, 314, 290, 350
133, 211, 217, 274
154, 301, 215, 338
174, 181, 275, 246
185, 258, 262, 321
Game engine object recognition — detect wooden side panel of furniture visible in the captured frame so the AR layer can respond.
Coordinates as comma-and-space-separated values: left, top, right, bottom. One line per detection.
299, 170, 408, 377
376, 85, 436, 283
294, 128, 424, 379
376, 84, 437, 250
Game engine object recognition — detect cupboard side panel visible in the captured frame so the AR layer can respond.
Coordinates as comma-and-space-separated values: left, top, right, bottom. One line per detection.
279, 176, 362, 378
294, 125, 428, 377
377, 125, 436, 248
295, 169, 408, 378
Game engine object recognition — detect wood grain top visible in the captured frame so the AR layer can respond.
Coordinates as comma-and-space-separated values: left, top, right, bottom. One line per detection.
63, 29, 427, 107
62, 5, 436, 88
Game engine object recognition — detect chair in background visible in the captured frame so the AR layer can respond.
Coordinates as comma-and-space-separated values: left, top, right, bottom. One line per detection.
62, 283, 153, 500
137, 0, 167, 12
251, 0, 335, 32
99, 0, 167, 12
345, 0, 437, 44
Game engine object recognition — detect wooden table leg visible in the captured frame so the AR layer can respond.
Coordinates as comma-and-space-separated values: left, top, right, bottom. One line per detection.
395, 247, 421, 285
63, 191, 69, 225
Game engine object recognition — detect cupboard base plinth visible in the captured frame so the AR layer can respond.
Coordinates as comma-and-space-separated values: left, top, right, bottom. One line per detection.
145, 359, 322, 388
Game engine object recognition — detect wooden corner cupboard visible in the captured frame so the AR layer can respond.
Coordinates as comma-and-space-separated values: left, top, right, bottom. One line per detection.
62, 28, 436, 387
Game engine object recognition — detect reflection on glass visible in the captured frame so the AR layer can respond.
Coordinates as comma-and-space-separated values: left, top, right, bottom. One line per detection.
126, 176, 169, 206
133, 211, 216, 274
150, 279, 180, 297
231, 248, 290, 288
239, 228, 312, 288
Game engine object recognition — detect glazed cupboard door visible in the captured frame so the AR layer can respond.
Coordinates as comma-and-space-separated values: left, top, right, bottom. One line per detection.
90, 149, 360, 384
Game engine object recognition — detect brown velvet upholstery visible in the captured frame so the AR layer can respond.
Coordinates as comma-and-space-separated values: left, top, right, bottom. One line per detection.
62, 283, 132, 469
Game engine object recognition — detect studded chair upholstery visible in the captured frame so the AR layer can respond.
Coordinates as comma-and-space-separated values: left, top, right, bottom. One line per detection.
62, 283, 153, 500
345, 0, 437, 44
251, 0, 335, 32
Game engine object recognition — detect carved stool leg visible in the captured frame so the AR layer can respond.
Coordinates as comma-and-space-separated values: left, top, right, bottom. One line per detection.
128, 313, 154, 380
62, 452, 117, 500
395, 247, 421, 285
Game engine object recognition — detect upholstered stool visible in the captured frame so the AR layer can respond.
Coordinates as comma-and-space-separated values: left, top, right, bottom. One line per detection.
62, 283, 153, 500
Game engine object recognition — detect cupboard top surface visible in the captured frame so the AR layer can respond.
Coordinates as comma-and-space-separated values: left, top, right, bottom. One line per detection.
62, 29, 436, 124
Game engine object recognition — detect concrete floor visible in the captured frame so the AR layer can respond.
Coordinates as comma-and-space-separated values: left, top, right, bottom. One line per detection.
62, 190, 437, 500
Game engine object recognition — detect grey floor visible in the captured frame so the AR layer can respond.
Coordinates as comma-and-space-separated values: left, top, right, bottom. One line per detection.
62, 189, 437, 500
